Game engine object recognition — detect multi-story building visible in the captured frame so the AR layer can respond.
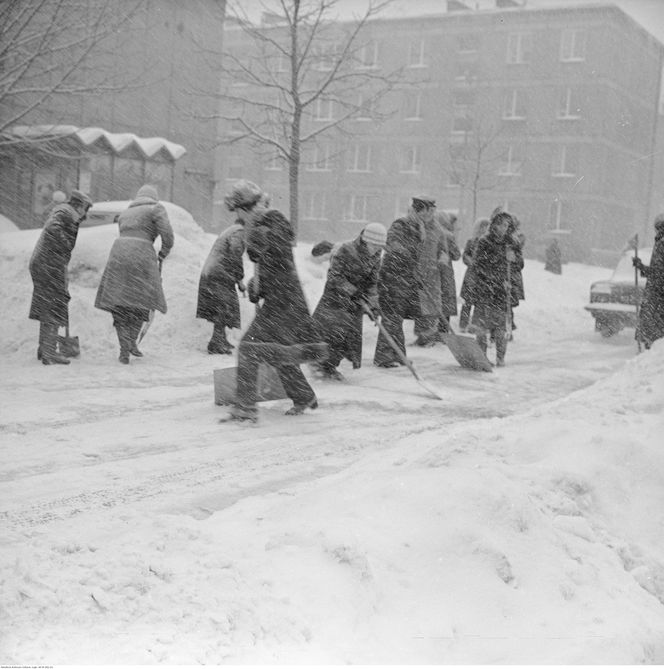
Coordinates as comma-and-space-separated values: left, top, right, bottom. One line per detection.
217, 1, 664, 263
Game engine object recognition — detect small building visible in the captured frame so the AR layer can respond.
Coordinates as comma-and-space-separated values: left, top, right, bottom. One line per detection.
0, 125, 186, 229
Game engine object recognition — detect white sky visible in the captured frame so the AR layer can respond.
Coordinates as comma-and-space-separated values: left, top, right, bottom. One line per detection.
1, 203, 663, 663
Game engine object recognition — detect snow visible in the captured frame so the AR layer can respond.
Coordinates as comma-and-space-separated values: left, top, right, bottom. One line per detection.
1, 204, 663, 665
0, 212, 19, 233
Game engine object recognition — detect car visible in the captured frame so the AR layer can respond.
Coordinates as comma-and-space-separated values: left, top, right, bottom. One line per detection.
584, 246, 652, 337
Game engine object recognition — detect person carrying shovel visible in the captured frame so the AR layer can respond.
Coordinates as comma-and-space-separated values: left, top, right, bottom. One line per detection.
471, 209, 517, 367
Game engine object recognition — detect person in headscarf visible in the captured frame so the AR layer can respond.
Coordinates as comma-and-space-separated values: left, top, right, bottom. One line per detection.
95, 184, 174, 364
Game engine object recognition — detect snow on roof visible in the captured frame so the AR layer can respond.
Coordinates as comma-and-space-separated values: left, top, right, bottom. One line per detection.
5, 125, 186, 161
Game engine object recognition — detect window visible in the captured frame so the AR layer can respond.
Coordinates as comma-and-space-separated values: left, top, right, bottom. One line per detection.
312, 44, 335, 71
346, 194, 375, 222
400, 145, 421, 174
552, 145, 578, 177
394, 195, 411, 218
274, 52, 289, 73
348, 144, 372, 172
408, 39, 426, 68
452, 115, 473, 134
455, 60, 479, 82
265, 152, 282, 171
498, 145, 522, 176
355, 92, 375, 121
306, 143, 331, 171
506, 32, 532, 64
557, 87, 582, 119
404, 91, 422, 121
314, 97, 334, 121
303, 191, 327, 220
503, 89, 526, 120
356, 40, 378, 69
549, 199, 567, 231
560, 29, 586, 62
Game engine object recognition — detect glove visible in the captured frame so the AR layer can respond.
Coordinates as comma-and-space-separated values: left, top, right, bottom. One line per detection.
157, 250, 167, 262
237, 280, 246, 295
506, 249, 516, 262
632, 257, 643, 269
247, 276, 260, 303
358, 294, 381, 318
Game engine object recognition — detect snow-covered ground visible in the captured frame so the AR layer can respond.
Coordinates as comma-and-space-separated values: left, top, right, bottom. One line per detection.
1, 204, 663, 664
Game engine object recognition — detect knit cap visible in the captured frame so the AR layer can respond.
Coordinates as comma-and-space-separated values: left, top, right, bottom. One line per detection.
362, 222, 387, 247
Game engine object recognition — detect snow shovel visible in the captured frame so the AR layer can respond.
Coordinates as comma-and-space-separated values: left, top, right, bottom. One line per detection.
57, 324, 80, 358
360, 300, 444, 400
213, 363, 288, 405
138, 257, 163, 343
441, 325, 493, 373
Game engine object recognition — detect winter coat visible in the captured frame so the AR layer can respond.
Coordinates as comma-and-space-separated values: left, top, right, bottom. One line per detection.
242, 208, 324, 361
508, 231, 526, 304
459, 237, 481, 304
472, 230, 512, 331
544, 240, 562, 274
439, 227, 461, 318
95, 195, 174, 316
378, 214, 427, 320
29, 203, 81, 325
312, 233, 381, 368
196, 222, 245, 327
637, 222, 664, 348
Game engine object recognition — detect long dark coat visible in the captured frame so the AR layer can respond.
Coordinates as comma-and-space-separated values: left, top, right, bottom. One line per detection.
472, 230, 513, 331
196, 222, 245, 327
378, 214, 426, 319
242, 209, 323, 355
637, 222, 664, 348
508, 232, 526, 305
439, 227, 461, 318
459, 237, 481, 304
95, 195, 174, 317
312, 233, 381, 368
29, 203, 81, 325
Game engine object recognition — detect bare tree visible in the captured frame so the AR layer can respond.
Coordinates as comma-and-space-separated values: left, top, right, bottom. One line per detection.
217, 0, 401, 236
0, 0, 147, 145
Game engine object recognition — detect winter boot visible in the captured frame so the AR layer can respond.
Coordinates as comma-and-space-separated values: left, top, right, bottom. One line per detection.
285, 397, 318, 416
208, 323, 232, 354
41, 323, 70, 365
116, 325, 131, 364
128, 321, 143, 357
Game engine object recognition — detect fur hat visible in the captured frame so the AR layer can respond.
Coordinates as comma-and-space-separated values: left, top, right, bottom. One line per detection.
69, 189, 92, 209
362, 222, 387, 247
311, 240, 334, 257
224, 180, 263, 211
136, 184, 159, 200
412, 195, 436, 210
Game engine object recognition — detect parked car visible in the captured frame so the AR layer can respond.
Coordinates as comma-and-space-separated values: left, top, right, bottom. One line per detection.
584, 247, 652, 337
81, 201, 127, 227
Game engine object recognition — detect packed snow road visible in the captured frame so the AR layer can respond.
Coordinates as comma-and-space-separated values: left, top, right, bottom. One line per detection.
0, 322, 634, 533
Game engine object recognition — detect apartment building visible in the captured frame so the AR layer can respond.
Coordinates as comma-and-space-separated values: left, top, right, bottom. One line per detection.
217, 2, 664, 262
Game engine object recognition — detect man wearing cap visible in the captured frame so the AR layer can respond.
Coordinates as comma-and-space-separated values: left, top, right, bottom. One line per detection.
312, 223, 386, 380
29, 189, 92, 365
374, 195, 436, 367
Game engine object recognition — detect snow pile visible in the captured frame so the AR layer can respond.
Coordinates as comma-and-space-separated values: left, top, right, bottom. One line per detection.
1, 205, 664, 664
0, 212, 19, 233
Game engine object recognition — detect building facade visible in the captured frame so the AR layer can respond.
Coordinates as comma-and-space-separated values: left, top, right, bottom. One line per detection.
217, 2, 664, 263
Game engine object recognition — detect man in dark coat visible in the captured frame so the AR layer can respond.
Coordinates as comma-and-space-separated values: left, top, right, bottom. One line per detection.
312, 223, 386, 380
29, 189, 92, 365
95, 184, 174, 364
472, 210, 521, 367
221, 181, 328, 423
196, 218, 246, 354
633, 214, 664, 350
374, 195, 435, 367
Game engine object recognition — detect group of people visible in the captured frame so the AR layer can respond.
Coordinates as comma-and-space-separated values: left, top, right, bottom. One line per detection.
29, 184, 174, 365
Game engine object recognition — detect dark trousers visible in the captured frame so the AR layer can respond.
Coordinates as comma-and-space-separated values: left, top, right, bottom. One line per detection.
476, 326, 507, 361
459, 302, 472, 330
235, 341, 316, 414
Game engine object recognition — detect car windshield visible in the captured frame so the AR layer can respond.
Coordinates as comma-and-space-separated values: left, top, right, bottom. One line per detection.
611, 248, 652, 283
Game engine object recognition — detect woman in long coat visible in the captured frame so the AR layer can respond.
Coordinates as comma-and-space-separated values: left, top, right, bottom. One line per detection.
472, 211, 520, 366
634, 214, 664, 349
312, 223, 385, 379
95, 184, 174, 363
458, 217, 490, 331
29, 190, 92, 364
221, 181, 328, 423
196, 219, 245, 354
